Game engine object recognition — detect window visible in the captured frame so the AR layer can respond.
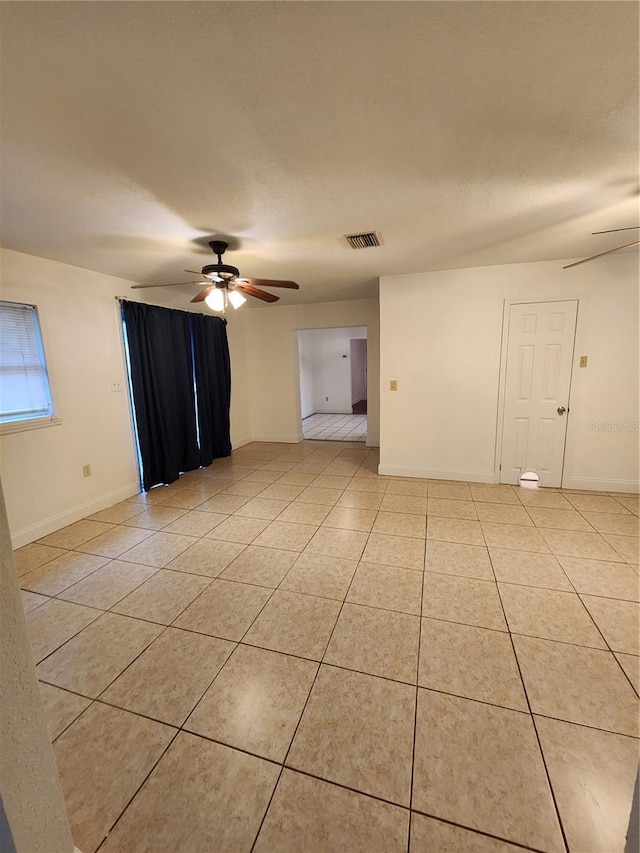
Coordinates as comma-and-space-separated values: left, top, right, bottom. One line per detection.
0, 301, 57, 430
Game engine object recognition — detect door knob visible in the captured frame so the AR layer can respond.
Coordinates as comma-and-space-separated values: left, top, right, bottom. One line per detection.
557, 406, 566, 416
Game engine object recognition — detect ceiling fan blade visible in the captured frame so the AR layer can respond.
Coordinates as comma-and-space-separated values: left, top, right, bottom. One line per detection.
592, 226, 639, 235
191, 285, 216, 303
235, 284, 279, 303
131, 280, 206, 289
563, 239, 640, 269
243, 278, 299, 289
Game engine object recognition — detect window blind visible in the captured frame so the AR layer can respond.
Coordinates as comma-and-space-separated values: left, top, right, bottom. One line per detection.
0, 301, 54, 423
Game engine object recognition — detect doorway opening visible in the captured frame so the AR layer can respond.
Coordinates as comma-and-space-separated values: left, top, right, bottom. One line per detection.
297, 326, 367, 442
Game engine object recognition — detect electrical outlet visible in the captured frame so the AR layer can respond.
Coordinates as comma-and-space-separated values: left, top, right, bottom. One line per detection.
82, 464, 92, 477
390, 380, 398, 391
325, 396, 329, 401
111, 380, 123, 392
579, 356, 588, 368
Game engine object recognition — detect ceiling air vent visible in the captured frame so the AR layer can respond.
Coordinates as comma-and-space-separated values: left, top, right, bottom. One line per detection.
344, 231, 381, 249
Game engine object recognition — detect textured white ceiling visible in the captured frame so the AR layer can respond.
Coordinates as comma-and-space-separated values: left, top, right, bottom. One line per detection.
0, 1, 638, 305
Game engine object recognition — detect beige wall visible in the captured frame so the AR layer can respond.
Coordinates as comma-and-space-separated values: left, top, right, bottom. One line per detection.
237, 299, 380, 445
379, 254, 639, 491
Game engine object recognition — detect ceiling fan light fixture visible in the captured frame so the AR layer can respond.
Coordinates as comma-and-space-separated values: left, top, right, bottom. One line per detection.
228, 290, 247, 309
204, 289, 225, 312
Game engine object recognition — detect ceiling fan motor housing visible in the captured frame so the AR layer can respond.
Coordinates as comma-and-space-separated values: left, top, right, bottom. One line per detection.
201, 263, 239, 281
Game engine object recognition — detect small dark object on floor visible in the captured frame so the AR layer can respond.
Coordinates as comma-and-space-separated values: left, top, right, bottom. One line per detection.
352, 400, 367, 415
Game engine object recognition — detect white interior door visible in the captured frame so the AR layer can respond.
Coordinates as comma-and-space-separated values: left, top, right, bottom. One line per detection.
500, 300, 578, 487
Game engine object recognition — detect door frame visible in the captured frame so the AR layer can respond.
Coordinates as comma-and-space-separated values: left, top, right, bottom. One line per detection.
494, 296, 580, 487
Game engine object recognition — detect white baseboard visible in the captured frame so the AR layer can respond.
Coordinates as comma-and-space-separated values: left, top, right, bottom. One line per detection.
11, 481, 141, 549
561, 476, 640, 494
313, 409, 354, 415
378, 465, 496, 483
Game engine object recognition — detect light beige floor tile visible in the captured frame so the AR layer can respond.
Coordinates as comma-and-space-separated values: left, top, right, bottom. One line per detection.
425, 540, 493, 580
558, 555, 639, 601
38, 682, 92, 741
566, 493, 633, 513
612, 495, 640, 515
499, 584, 607, 648
336, 490, 385, 510
117, 531, 197, 568
186, 645, 317, 761
37, 519, 115, 550
198, 493, 249, 514
305, 526, 369, 560
427, 516, 484, 545
296, 487, 343, 507
410, 813, 525, 852
127, 488, 173, 506
173, 579, 272, 641
21, 589, 50, 613
261, 460, 298, 472
535, 716, 640, 853
122, 505, 187, 530
26, 599, 101, 663
418, 619, 527, 711
243, 590, 341, 660
373, 511, 426, 538
474, 503, 533, 526
469, 484, 520, 505
287, 665, 415, 806
385, 479, 428, 498
220, 479, 268, 497
527, 507, 594, 531
255, 769, 409, 853
243, 469, 283, 484
59, 560, 157, 609
344, 477, 389, 494
489, 548, 572, 591
76, 525, 154, 559
279, 553, 357, 600
380, 494, 427, 515
20, 552, 110, 596
323, 505, 377, 532
513, 635, 639, 736
111, 569, 210, 624
54, 702, 174, 853
277, 502, 331, 526
257, 483, 306, 501
276, 471, 318, 487
413, 690, 563, 853
325, 603, 420, 683
517, 490, 573, 510
161, 510, 225, 537
427, 498, 478, 520
580, 595, 639, 655
205, 514, 271, 544
362, 533, 425, 569
37, 612, 162, 697
234, 496, 291, 519
604, 533, 640, 563
615, 653, 639, 695
100, 733, 279, 853
540, 528, 624, 562
221, 545, 298, 587
311, 474, 353, 490
101, 627, 234, 725
423, 573, 507, 631
166, 537, 245, 577
347, 562, 422, 615
252, 520, 318, 552
13, 542, 68, 576
88, 502, 145, 525
481, 523, 550, 553
428, 482, 472, 501
159, 489, 208, 509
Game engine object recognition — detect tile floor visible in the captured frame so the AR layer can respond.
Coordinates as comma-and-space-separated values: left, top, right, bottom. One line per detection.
302, 413, 367, 442
17, 440, 640, 853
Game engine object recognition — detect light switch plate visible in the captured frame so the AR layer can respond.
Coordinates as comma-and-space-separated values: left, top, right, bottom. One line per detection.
579, 356, 588, 368
390, 380, 398, 391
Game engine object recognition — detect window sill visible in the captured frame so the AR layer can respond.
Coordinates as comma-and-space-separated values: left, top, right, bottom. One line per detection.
0, 415, 63, 436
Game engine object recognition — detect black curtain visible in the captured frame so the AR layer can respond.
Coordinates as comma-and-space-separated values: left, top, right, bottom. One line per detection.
122, 301, 201, 490
191, 313, 232, 466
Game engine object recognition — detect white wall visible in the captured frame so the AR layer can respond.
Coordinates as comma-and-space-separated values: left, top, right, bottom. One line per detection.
379, 254, 639, 492
239, 301, 379, 445
297, 331, 315, 419
297, 327, 367, 415
0, 248, 250, 546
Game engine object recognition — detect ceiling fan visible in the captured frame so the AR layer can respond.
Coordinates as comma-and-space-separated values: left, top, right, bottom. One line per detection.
130, 240, 299, 310
563, 226, 640, 269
